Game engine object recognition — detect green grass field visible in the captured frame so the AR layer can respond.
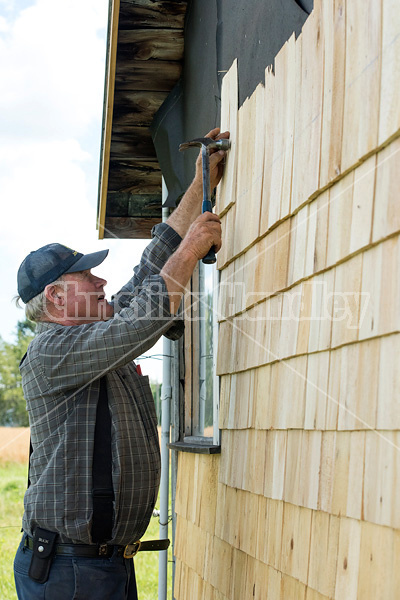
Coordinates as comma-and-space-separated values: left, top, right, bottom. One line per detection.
0, 462, 172, 599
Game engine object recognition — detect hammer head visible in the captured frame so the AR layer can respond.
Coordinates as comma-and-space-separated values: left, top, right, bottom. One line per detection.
179, 137, 231, 152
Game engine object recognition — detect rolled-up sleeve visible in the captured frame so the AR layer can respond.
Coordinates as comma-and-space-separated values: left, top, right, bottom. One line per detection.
112, 222, 184, 340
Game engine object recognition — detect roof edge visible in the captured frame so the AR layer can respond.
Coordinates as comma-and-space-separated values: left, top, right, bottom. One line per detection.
97, 0, 120, 240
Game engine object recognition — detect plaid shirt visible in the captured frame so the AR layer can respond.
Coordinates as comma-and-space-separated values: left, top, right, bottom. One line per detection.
20, 223, 183, 545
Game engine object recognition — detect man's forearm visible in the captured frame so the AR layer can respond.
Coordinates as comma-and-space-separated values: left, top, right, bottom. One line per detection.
165, 179, 203, 239
160, 212, 222, 314
160, 244, 198, 314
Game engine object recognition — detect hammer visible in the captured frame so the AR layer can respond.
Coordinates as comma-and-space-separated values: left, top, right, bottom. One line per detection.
179, 137, 231, 264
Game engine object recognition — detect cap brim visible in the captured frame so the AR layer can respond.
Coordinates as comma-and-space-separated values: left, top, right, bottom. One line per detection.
65, 249, 109, 274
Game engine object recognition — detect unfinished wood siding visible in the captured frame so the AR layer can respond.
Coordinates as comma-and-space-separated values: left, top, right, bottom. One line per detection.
175, 0, 400, 597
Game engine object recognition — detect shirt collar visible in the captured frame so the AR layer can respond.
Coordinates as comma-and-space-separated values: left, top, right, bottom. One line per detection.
35, 321, 63, 335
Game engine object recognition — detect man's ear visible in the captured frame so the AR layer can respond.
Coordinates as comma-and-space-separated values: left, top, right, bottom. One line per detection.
44, 284, 64, 306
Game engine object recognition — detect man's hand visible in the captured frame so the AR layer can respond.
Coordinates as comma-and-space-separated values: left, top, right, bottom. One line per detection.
194, 128, 230, 190
179, 212, 222, 262
165, 127, 229, 240
160, 212, 222, 314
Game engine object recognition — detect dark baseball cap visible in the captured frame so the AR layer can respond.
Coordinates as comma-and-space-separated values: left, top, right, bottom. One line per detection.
17, 243, 109, 303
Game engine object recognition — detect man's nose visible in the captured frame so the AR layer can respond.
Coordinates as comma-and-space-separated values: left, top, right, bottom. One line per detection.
94, 275, 107, 287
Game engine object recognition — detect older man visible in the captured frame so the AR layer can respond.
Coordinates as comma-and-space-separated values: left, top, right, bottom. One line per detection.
13, 129, 228, 600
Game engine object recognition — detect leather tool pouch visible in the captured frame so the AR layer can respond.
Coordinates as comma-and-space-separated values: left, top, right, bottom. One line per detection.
28, 528, 58, 584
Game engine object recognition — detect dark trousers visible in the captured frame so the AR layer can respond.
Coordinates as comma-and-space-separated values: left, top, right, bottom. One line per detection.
14, 535, 138, 600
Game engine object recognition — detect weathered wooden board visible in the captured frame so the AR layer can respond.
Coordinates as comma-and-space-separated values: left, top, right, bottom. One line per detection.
269, 35, 296, 226
119, 0, 187, 30
325, 349, 339, 430
260, 66, 276, 236
320, 0, 346, 185
264, 431, 287, 501
280, 574, 307, 599
104, 216, 159, 238
331, 254, 362, 347
268, 357, 307, 428
308, 269, 335, 353
358, 243, 383, 340
117, 28, 184, 61
284, 430, 303, 505
115, 59, 182, 91
341, 0, 382, 171
337, 340, 379, 431
106, 192, 162, 217
308, 512, 340, 598
326, 171, 354, 268
313, 189, 330, 273
379, 0, 400, 145
331, 432, 351, 517
304, 351, 330, 430
357, 521, 400, 599
377, 334, 400, 429
378, 235, 400, 336
292, 3, 324, 211
254, 364, 272, 429
278, 290, 299, 359
363, 431, 400, 528
372, 137, 400, 243
296, 281, 313, 355
349, 155, 375, 254
334, 517, 361, 600
107, 159, 161, 193
281, 502, 312, 584
110, 126, 156, 160
217, 59, 238, 217
299, 431, 322, 509
318, 431, 336, 512
288, 205, 309, 286
234, 85, 265, 255
112, 91, 166, 127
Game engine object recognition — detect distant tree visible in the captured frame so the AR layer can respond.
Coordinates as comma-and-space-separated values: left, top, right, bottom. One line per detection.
150, 381, 162, 425
0, 320, 35, 426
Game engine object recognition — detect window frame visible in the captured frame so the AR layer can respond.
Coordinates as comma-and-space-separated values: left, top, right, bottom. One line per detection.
168, 263, 220, 453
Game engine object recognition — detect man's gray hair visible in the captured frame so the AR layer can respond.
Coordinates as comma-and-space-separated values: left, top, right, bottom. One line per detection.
14, 275, 66, 322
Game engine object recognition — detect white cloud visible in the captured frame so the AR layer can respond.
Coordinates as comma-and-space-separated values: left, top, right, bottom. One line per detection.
0, 0, 108, 140
0, 15, 9, 31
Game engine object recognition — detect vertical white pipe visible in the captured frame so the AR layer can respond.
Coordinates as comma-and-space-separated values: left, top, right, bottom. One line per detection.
159, 182, 171, 600
199, 261, 206, 435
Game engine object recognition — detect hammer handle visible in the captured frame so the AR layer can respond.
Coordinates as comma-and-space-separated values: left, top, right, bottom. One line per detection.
201, 145, 217, 265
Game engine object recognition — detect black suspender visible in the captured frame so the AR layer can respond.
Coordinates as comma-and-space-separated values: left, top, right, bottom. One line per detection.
27, 375, 115, 544
91, 376, 115, 543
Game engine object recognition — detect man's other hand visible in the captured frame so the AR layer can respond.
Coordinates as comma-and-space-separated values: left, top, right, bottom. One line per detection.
180, 212, 222, 262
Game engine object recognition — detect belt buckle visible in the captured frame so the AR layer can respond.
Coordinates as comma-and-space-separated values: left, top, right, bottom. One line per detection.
123, 540, 141, 559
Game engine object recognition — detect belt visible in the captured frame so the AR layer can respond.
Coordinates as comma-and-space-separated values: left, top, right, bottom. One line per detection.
24, 536, 170, 559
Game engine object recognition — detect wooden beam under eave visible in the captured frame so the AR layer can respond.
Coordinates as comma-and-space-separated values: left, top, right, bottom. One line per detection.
117, 28, 184, 61
98, 0, 120, 240
119, 1, 187, 30
104, 217, 161, 239
112, 91, 167, 127
107, 159, 161, 194
115, 60, 182, 91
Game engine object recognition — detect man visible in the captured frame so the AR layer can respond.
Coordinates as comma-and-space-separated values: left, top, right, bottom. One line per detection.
13, 129, 228, 599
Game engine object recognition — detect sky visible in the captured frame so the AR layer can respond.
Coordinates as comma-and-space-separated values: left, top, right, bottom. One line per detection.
0, 0, 163, 380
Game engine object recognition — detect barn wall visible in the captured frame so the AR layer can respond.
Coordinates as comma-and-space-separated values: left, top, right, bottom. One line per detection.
174, 0, 400, 598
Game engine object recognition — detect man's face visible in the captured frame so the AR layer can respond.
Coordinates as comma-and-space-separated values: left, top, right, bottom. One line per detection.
53, 269, 114, 323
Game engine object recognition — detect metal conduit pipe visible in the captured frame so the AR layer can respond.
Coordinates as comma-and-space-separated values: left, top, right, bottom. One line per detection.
159, 189, 172, 600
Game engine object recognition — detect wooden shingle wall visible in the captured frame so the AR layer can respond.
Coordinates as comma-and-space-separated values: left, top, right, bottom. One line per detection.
174, 0, 400, 597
